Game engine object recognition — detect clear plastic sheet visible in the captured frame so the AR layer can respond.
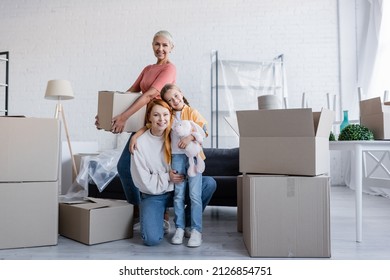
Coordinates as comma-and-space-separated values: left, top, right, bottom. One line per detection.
210, 52, 287, 148
61, 149, 122, 201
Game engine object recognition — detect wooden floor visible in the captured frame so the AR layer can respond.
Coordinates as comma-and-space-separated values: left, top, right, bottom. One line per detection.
1, 185, 390, 260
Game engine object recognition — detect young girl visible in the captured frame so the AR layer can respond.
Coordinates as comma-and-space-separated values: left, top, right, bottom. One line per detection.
161, 84, 207, 248
130, 84, 207, 247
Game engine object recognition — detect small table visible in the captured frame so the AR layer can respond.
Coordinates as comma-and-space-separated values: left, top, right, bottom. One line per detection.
329, 140, 390, 242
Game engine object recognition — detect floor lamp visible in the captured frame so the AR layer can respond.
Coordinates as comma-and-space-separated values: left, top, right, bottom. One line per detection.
45, 79, 78, 178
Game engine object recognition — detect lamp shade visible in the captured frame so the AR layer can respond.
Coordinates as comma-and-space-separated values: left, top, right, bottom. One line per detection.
45, 80, 74, 100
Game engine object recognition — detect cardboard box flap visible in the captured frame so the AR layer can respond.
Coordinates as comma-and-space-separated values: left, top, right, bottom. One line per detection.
314, 108, 335, 137
236, 108, 316, 137
99, 90, 124, 94
66, 197, 112, 210
360, 97, 390, 115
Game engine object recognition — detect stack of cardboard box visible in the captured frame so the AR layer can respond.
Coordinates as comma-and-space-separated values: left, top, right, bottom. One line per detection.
0, 116, 134, 249
236, 108, 334, 257
0, 117, 60, 249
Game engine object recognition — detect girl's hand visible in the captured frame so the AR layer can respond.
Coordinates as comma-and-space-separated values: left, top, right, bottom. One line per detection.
178, 135, 195, 149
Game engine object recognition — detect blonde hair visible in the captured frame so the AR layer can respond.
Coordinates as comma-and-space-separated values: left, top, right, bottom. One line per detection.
145, 99, 173, 164
160, 83, 190, 106
153, 30, 174, 48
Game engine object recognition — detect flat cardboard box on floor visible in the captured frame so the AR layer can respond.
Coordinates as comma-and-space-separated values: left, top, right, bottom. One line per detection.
59, 197, 134, 245
97, 91, 146, 133
242, 174, 331, 258
0, 181, 59, 249
360, 97, 390, 140
236, 108, 334, 176
0, 117, 60, 182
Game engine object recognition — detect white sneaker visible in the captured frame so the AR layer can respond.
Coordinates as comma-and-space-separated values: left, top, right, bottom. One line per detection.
187, 229, 202, 247
184, 227, 191, 238
164, 219, 171, 235
171, 228, 184, 245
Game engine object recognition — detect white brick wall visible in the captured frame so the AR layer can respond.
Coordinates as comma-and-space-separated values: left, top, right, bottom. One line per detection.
0, 0, 345, 149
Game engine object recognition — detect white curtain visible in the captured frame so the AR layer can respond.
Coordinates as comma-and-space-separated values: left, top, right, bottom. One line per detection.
358, 0, 389, 99
368, 1, 390, 99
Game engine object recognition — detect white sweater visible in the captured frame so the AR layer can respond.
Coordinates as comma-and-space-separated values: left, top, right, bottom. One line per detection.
130, 129, 174, 195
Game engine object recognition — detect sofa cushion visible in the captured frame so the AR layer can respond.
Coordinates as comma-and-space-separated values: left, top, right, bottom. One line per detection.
208, 176, 238, 206
203, 148, 240, 177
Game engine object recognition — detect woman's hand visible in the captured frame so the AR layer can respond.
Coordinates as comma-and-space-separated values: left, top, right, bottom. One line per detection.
111, 114, 127, 133
95, 115, 102, 129
169, 170, 184, 183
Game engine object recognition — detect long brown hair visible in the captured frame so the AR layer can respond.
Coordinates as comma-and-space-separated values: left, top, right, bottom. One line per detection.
145, 99, 173, 164
160, 84, 190, 106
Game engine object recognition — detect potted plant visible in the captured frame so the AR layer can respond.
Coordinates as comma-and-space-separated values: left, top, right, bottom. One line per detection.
338, 124, 374, 141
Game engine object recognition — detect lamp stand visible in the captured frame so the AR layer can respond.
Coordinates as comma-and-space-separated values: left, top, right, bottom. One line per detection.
55, 102, 78, 178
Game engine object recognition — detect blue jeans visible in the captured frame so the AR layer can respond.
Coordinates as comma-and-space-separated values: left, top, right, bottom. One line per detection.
117, 133, 141, 205
118, 136, 217, 245
139, 192, 172, 246
172, 154, 202, 232
140, 175, 216, 246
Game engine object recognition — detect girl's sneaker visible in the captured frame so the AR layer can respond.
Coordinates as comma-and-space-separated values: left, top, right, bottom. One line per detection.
171, 228, 184, 245
187, 229, 202, 247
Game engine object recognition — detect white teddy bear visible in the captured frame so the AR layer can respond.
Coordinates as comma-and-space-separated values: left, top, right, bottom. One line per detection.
172, 120, 206, 177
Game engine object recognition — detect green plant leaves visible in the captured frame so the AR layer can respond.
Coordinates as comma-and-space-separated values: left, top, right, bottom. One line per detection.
338, 124, 374, 141
329, 131, 336, 141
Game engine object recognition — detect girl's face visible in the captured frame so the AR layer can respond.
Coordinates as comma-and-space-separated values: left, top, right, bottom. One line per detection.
152, 35, 172, 63
163, 89, 185, 111
148, 104, 171, 136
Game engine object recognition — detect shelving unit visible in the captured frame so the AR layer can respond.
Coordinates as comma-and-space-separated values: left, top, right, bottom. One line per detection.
210, 50, 286, 148
0, 52, 9, 116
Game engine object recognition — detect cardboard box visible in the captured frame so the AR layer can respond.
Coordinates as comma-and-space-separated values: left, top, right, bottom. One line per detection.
236, 108, 334, 176
97, 91, 146, 133
237, 175, 243, 233
360, 97, 390, 140
0, 117, 60, 182
59, 198, 133, 245
242, 174, 331, 258
0, 181, 59, 249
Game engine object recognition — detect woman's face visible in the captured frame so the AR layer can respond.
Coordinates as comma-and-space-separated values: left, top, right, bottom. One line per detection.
163, 88, 184, 111
148, 104, 171, 136
152, 35, 172, 62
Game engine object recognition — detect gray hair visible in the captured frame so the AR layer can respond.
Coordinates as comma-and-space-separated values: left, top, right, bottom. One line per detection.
153, 30, 174, 47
